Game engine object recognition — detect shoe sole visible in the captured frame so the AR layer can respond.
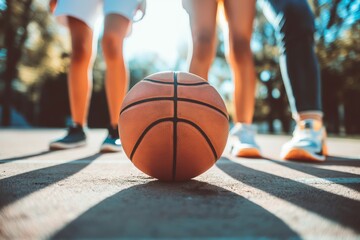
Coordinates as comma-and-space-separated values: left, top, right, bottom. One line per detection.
49, 141, 86, 150
233, 147, 262, 158
281, 146, 327, 162
100, 144, 122, 153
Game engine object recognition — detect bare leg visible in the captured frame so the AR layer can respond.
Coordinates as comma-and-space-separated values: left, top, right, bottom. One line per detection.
102, 14, 131, 127
183, 0, 218, 80
223, 0, 256, 124
67, 17, 94, 126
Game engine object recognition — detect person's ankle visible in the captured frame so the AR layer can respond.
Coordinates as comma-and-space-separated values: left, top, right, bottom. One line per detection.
295, 112, 324, 131
107, 124, 119, 138
72, 122, 84, 128
295, 111, 323, 124
234, 122, 254, 127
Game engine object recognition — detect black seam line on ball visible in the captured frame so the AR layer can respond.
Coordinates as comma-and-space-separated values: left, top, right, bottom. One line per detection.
120, 97, 173, 115
130, 118, 173, 161
178, 118, 218, 161
172, 72, 178, 181
144, 78, 209, 86
177, 98, 229, 120
120, 97, 228, 120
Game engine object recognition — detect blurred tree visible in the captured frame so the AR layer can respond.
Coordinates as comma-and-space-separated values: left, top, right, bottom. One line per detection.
0, 0, 69, 126
0, 0, 33, 126
128, 53, 169, 88
312, 0, 360, 134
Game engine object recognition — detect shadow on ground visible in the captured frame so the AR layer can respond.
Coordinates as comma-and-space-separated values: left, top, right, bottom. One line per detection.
270, 158, 360, 191
323, 155, 360, 167
2, 147, 359, 238
217, 157, 360, 234
0, 150, 53, 164
52, 180, 299, 239
0, 153, 102, 208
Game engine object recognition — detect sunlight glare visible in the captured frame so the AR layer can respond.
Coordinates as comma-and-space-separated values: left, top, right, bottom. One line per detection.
124, 0, 191, 67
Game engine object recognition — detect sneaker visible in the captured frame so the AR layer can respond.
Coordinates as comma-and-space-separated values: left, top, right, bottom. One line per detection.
230, 123, 262, 158
281, 119, 328, 162
49, 124, 86, 150
100, 125, 122, 153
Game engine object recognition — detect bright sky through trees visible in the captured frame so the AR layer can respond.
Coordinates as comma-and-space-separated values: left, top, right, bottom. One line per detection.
124, 0, 191, 67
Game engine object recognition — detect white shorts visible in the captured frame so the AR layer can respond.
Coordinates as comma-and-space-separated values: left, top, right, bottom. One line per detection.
55, 0, 145, 30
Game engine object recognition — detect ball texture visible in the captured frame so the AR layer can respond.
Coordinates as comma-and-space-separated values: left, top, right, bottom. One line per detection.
119, 71, 229, 181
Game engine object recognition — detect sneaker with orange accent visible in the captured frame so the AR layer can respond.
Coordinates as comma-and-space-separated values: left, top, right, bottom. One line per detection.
281, 119, 327, 162
230, 123, 262, 158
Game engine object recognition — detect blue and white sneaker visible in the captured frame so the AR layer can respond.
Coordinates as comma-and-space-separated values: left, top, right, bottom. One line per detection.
100, 125, 122, 153
50, 124, 87, 150
281, 119, 328, 162
230, 123, 262, 158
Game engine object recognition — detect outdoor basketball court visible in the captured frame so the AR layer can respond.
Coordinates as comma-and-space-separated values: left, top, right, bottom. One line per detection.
1, 128, 360, 239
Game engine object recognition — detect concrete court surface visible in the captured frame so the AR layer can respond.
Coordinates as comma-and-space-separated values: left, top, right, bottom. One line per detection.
0, 128, 360, 239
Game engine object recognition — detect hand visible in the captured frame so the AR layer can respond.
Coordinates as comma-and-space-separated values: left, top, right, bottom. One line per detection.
49, 0, 57, 13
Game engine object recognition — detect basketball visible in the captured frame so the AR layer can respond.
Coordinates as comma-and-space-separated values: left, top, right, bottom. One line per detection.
119, 71, 229, 181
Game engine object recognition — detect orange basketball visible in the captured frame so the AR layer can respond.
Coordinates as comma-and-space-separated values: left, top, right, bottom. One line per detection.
119, 71, 229, 181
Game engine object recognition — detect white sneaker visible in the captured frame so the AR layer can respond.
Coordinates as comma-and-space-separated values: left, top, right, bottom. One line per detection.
281, 119, 328, 162
230, 123, 262, 158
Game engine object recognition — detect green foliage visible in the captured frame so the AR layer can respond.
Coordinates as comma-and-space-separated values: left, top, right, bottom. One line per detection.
0, 0, 69, 125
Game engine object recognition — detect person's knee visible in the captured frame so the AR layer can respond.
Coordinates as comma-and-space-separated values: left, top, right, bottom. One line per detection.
102, 32, 124, 60
71, 41, 92, 63
192, 30, 215, 62
229, 35, 251, 62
